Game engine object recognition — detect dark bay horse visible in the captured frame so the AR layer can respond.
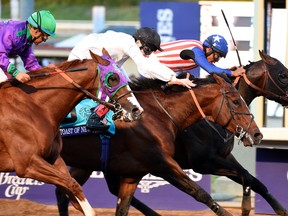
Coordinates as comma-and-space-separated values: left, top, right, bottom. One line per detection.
172, 50, 288, 216
58, 73, 262, 215
0, 49, 143, 216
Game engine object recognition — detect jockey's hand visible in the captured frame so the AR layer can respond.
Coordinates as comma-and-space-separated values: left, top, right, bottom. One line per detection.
175, 78, 197, 88
231, 66, 245, 77
15, 72, 31, 83
228, 66, 237, 71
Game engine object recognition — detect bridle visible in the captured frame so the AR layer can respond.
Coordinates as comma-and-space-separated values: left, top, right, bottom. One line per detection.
109, 90, 134, 120
188, 85, 254, 143
151, 76, 254, 143
233, 61, 288, 106
58, 68, 117, 111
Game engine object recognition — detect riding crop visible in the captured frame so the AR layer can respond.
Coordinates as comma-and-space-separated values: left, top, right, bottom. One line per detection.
29, 67, 88, 78
221, 9, 242, 66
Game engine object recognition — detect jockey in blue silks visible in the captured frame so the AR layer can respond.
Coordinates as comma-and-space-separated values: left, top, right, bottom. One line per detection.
150, 34, 246, 76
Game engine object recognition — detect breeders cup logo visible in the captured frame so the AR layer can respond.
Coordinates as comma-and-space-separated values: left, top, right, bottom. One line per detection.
91, 169, 202, 193
0, 173, 44, 199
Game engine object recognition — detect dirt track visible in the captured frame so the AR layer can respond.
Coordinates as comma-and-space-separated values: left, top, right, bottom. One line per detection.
0, 199, 272, 216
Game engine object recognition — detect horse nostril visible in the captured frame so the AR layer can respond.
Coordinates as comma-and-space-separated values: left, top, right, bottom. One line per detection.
254, 132, 263, 142
132, 107, 143, 116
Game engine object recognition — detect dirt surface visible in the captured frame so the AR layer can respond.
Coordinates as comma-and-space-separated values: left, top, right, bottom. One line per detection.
0, 199, 273, 216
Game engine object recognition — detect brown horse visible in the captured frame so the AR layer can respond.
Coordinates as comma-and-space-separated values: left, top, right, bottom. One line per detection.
55, 51, 288, 216
57, 72, 262, 215
0, 49, 143, 216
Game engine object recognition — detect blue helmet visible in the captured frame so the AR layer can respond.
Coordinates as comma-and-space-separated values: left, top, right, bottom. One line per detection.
203, 34, 228, 58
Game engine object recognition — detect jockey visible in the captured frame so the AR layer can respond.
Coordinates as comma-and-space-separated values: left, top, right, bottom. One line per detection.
68, 27, 196, 131
0, 10, 56, 83
151, 34, 245, 76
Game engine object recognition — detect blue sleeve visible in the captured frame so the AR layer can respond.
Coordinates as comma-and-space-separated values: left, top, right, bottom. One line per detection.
192, 47, 232, 76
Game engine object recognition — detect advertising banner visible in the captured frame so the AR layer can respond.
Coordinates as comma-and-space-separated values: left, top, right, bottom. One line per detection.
0, 170, 210, 210
140, 2, 200, 42
140, 1, 200, 77
255, 148, 288, 214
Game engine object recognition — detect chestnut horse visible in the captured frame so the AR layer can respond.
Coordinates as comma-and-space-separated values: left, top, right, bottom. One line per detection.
0, 49, 143, 216
57, 72, 262, 215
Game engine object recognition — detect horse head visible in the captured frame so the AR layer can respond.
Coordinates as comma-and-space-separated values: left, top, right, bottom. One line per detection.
240, 50, 288, 107
208, 74, 263, 146
89, 49, 143, 121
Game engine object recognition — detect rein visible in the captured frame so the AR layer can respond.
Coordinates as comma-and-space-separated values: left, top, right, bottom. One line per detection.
188, 86, 235, 143
57, 67, 116, 111
167, 74, 253, 143
151, 90, 181, 131
233, 62, 288, 104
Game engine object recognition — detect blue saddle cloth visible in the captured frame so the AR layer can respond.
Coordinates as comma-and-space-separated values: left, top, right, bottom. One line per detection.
60, 98, 116, 137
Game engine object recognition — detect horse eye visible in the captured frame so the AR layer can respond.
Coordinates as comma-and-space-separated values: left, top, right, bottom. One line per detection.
233, 99, 240, 105
106, 73, 120, 87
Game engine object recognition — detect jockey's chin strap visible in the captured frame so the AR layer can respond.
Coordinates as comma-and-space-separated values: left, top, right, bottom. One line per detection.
168, 74, 234, 143
55, 67, 116, 111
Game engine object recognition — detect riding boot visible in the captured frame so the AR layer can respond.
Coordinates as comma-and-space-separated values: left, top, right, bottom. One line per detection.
86, 104, 109, 131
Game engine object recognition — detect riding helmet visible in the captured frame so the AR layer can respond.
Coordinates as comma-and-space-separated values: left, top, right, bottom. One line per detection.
133, 27, 163, 52
203, 34, 228, 58
27, 10, 56, 37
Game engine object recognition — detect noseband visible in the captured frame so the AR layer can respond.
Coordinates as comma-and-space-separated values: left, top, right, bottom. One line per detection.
213, 88, 254, 143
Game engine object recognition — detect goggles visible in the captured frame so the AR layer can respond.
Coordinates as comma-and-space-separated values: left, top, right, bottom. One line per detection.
140, 45, 153, 55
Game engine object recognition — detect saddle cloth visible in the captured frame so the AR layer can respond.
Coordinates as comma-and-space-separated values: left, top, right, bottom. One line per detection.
60, 98, 115, 137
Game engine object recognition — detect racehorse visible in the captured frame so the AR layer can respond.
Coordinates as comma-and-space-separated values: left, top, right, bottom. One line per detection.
57, 72, 262, 216
56, 51, 287, 216
0, 49, 143, 216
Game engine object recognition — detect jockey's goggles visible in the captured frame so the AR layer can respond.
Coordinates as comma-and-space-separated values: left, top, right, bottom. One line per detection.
140, 45, 153, 55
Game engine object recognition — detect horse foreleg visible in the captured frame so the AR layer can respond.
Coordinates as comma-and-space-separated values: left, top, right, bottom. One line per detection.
204, 153, 287, 216
154, 156, 233, 216
53, 157, 95, 216
56, 167, 93, 216
249, 175, 288, 216
104, 173, 160, 216
20, 154, 95, 216
116, 177, 141, 216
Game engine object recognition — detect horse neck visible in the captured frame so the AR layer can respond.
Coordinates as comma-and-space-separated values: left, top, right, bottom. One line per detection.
237, 60, 264, 106
31, 63, 98, 124
146, 85, 220, 131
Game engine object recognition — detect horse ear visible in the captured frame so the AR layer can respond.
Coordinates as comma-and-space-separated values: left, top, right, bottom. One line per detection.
258, 50, 277, 65
102, 48, 112, 59
89, 50, 109, 66
213, 73, 225, 86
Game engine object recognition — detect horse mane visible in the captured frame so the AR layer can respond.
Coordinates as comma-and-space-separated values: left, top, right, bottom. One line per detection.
244, 61, 256, 71
129, 77, 166, 91
129, 72, 231, 92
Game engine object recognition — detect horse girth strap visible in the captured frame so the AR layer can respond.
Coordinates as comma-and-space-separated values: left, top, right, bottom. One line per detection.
58, 69, 115, 110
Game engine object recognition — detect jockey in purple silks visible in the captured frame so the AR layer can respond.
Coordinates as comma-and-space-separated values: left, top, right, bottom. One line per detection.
0, 10, 56, 83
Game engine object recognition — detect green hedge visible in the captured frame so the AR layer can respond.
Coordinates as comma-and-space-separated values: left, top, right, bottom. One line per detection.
1, 0, 139, 20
